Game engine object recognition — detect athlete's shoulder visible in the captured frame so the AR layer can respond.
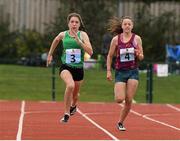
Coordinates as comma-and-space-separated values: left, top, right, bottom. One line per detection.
79, 30, 90, 41
59, 31, 66, 37
79, 30, 88, 36
112, 35, 118, 42
55, 31, 66, 41
134, 34, 141, 40
134, 34, 142, 45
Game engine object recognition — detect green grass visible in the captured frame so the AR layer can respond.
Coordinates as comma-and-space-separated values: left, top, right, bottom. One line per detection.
0, 64, 179, 103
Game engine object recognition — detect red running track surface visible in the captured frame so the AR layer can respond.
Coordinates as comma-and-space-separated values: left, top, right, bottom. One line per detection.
0, 100, 179, 140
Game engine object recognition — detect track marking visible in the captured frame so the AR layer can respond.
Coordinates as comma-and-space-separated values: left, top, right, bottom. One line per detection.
16, 100, 25, 140
119, 104, 180, 131
0, 100, 9, 102
144, 113, 179, 117
25, 111, 59, 114
86, 102, 107, 104
77, 108, 119, 141
166, 104, 180, 112
142, 115, 180, 131
39, 101, 57, 103
85, 112, 116, 116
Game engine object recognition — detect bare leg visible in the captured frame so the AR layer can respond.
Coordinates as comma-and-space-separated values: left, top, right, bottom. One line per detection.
60, 70, 75, 115
114, 82, 126, 103
119, 79, 138, 123
71, 81, 83, 107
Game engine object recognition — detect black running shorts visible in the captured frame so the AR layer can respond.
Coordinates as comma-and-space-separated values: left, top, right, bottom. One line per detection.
59, 64, 84, 81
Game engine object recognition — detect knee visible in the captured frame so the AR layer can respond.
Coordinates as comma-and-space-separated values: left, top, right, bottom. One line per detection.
73, 96, 78, 101
66, 83, 75, 91
126, 99, 132, 104
115, 98, 125, 103
125, 99, 132, 108
74, 93, 80, 98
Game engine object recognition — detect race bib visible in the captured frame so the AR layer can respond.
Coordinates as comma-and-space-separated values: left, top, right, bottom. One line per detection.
66, 49, 81, 64
120, 47, 135, 62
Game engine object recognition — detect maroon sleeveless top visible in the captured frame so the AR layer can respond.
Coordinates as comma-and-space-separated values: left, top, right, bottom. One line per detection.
115, 33, 138, 70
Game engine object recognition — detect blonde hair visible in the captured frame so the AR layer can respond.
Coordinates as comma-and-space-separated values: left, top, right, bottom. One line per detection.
67, 12, 85, 31
107, 16, 133, 35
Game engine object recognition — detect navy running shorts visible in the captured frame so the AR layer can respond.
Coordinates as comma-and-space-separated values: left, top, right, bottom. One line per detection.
115, 68, 139, 83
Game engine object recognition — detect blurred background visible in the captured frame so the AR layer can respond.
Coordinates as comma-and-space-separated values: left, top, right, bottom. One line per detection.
0, 0, 179, 103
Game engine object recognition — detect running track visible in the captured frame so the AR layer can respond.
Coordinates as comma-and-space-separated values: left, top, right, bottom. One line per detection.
0, 100, 179, 140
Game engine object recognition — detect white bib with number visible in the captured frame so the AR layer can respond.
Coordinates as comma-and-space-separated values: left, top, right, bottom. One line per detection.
120, 47, 135, 62
66, 49, 81, 64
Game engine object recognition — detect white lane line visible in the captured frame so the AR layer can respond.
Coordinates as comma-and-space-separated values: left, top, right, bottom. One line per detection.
77, 108, 119, 141
119, 104, 180, 131
16, 100, 25, 140
85, 112, 116, 116
142, 115, 180, 131
166, 104, 180, 112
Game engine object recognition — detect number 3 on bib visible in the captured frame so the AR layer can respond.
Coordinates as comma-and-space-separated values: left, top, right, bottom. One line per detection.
66, 49, 81, 64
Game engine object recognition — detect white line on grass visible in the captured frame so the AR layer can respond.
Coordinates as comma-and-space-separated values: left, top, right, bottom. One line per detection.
16, 100, 25, 140
119, 104, 180, 131
77, 108, 119, 141
166, 104, 180, 112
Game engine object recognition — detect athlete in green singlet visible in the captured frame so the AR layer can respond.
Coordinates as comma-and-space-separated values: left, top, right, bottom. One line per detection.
47, 13, 93, 123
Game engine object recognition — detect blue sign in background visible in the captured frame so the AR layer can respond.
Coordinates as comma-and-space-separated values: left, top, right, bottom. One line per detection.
166, 45, 180, 61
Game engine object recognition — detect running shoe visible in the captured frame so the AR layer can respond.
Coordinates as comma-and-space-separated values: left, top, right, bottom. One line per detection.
117, 122, 126, 131
60, 114, 70, 123
70, 105, 77, 116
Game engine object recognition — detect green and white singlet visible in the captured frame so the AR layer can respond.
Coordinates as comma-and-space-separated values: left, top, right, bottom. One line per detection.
61, 31, 84, 68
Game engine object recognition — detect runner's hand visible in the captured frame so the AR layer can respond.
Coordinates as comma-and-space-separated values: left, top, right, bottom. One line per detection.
107, 71, 113, 81
46, 55, 52, 67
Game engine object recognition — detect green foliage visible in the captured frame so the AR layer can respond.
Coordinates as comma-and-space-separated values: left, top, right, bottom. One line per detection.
0, 26, 47, 62
0, 0, 180, 64
134, 3, 180, 62
45, 0, 180, 62
78, 0, 117, 57
45, 0, 117, 58
0, 12, 48, 62
0, 22, 18, 62
15, 30, 45, 58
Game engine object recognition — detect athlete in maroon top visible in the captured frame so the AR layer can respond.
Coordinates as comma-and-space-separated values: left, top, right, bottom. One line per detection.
106, 16, 144, 131
115, 33, 138, 70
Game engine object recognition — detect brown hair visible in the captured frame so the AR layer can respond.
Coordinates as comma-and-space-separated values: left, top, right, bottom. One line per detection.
107, 16, 133, 35
67, 12, 85, 31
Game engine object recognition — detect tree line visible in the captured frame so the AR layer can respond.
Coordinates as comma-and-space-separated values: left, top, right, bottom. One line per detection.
0, 0, 179, 65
